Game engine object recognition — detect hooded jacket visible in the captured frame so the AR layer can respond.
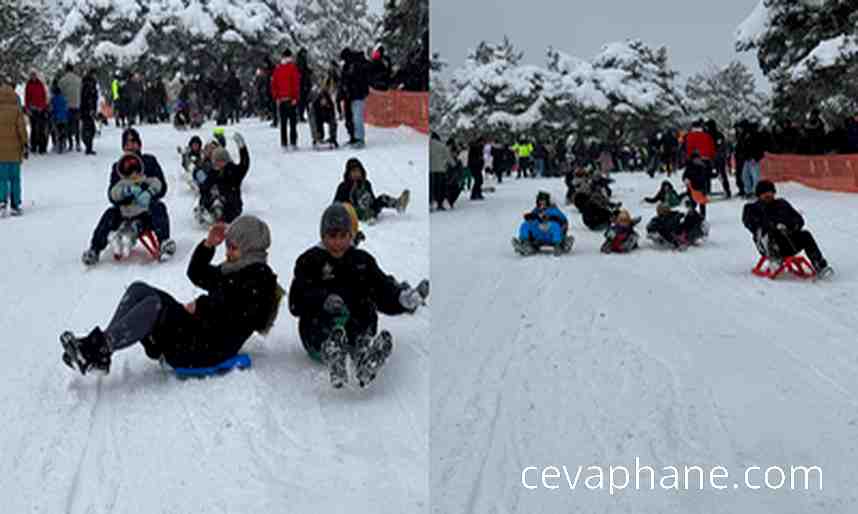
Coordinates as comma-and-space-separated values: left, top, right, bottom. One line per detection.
333, 159, 377, 220
271, 58, 301, 102
0, 85, 28, 162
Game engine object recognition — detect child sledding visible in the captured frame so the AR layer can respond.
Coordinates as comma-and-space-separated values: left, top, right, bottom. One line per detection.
333, 158, 409, 224
645, 203, 708, 250
512, 191, 574, 256
601, 209, 641, 254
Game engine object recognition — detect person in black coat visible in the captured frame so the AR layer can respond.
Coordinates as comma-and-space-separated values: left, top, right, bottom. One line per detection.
333, 158, 409, 222
82, 128, 175, 265
573, 190, 618, 231
288, 203, 429, 385
467, 138, 484, 200
61, 216, 282, 375
308, 88, 338, 148
340, 48, 370, 146
682, 151, 712, 218
646, 203, 707, 248
742, 180, 832, 275
197, 133, 250, 224
80, 68, 99, 155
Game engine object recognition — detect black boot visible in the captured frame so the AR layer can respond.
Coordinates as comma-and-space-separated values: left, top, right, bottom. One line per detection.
61, 327, 111, 375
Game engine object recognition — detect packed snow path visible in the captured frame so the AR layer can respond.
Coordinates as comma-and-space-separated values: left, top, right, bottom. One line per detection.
0, 120, 428, 513
432, 172, 858, 513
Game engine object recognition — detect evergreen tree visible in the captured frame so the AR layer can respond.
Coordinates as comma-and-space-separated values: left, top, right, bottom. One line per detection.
294, 0, 378, 70
0, 0, 57, 84
686, 61, 770, 132
379, 0, 428, 90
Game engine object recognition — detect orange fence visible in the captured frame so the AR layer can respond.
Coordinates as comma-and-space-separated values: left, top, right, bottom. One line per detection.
761, 153, 858, 193
364, 88, 429, 134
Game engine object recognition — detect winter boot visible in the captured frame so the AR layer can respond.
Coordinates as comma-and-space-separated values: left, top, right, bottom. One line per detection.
81, 248, 99, 266
322, 327, 348, 388
554, 235, 574, 256
396, 189, 410, 214
10, 206, 22, 217
512, 237, 537, 256
0, 202, 6, 218
354, 330, 394, 388
61, 327, 111, 375
159, 239, 177, 262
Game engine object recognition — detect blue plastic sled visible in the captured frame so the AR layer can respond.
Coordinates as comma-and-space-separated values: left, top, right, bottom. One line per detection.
173, 353, 252, 378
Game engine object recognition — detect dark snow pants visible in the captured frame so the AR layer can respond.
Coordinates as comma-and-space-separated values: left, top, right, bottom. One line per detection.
278, 101, 298, 147
90, 202, 171, 252
298, 303, 380, 362
765, 229, 826, 269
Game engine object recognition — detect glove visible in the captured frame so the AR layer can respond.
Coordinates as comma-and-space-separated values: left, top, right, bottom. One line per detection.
399, 279, 429, 311
323, 294, 346, 314
138, 180, 149, 191
232, 132, 246, 148
775, 223, 788, 232
136, 190, 153, 208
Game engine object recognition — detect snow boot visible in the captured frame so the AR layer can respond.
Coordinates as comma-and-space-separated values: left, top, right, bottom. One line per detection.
512, 237, 537, 256
0, 202, 6, 218
9, 206, 22, 217
159, 239, 177, 262
396, 189, 410, 214
554, 235, 574, 256
354, 330, 394, 388
82, 248, 99, 266
61, 327, 111, 375
322, 327, 348, 388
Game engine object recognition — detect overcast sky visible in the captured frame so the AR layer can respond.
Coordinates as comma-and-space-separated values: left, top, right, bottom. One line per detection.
431, 0, 769, 90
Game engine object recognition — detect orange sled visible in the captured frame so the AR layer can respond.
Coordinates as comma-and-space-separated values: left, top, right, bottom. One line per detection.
752, 255, 816, 280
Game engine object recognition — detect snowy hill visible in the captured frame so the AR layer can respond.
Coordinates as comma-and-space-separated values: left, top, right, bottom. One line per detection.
432, 173, 858, 513
0, 121, 428, 513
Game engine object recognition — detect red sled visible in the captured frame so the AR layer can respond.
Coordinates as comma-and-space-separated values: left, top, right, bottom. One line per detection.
752, 255, 816, 280
112, 228, 161, 261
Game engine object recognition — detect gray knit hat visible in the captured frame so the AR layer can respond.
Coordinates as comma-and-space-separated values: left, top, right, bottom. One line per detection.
211, 146, 231, 163
320, 203, 352, 238
222, 215, 271, 273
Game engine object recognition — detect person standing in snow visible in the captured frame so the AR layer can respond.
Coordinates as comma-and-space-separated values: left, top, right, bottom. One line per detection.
288, 203, 429, 388
58, 63, 83, 152
0, 76, 28, 216
80, 68, 99, 155
296, 48, 313, 123
82, 128, 176, 265
742, 180, 833, 278
467, 137, 484, 200
62, 216, 283, 375
25, 70, 49, 155
271, 49, 301, 149
340, 48, 370, 148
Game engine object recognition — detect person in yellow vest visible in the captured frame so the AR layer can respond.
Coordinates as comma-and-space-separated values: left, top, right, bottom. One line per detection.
512, 139, 534, 178
111, 73, 125, 127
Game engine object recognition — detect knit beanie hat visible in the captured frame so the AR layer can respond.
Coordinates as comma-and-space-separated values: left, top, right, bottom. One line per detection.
755, 180, 776, 197
222, 215, 271, 274
536, 191, 551, 205
211, 146, 231, 163
320, 203, 353, 238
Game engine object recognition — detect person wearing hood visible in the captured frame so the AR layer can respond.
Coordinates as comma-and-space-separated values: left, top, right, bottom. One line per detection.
682, 150, 712, 218
644, 180, 684, 207
271, 48, 301, 149
24, 70, 49, 154
368, 45, 391, 91
196, 132, 250, 225
0, 76, 29, 216
288, 203, 429, 388
340, 47, 369, 148
308, 87, 338, 149
333, 157, 409, 223
80, 68, 99, 155
61, 216, 283, 375
296, 48, 313, 123
512, 191, 573, 256
82, 128, 175, 265
601, 209, 641, 254
646, 202, 707, 250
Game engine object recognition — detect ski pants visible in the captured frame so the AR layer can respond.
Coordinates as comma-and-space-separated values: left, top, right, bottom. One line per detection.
313, 114, 337, 144
534, 158, 546, 178
278, 101, 298, 147
715, 157, 731, 197
0, 162, 22, 208
743, 160, 761, 197
105, 281, 170, 351
29, 110, 49, 153
67, 108, 80, 148
298, 302, 379, 362
81, 113, 96, 153
471, 164, 484, 199
90, 202, 171, 252
430, 172, 446, 208
519, 220, 564, 246
760, 228, 826, 269
351, 99, 366, 142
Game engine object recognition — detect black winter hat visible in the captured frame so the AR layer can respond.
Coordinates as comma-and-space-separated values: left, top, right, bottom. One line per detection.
536, 191, 551, 204
755, 180, 776, 197
189, 135, 202, 148
122, 128, 141, 149
320, 203, 353, 238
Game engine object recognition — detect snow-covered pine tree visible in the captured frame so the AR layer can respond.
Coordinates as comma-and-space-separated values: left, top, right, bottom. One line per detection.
293, 0, 378, 72
378, 0, 428, 90
736, 0, 858, 120
444, 37, 544, 139
429, 52, 454, 136
0, 0, 57, 85
686, 61, 770, 132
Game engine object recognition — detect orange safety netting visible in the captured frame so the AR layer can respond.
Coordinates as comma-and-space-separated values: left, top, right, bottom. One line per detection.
364, 88, 428, 134
761, 153, 858, 193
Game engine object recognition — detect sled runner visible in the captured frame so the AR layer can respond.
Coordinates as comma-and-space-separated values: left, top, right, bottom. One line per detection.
751, 255, 816, 280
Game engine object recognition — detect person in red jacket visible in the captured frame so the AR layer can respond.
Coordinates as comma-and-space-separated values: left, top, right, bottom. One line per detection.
24, 71, 49, 154
685, 119, 716, 161
270, 48, 302, 149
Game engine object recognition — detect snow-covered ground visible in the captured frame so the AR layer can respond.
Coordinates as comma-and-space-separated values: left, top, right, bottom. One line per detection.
0, 121, 428, 513
431, 172, 858, 513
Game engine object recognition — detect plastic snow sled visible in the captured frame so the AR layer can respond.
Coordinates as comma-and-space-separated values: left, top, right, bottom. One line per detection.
173, 353, 252, 378
110, 221, 161, 261
752, 255, 816, 280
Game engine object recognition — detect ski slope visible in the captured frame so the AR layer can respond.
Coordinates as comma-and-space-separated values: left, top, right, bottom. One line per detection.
0, 120, 428, 513
431, 172, 858, 513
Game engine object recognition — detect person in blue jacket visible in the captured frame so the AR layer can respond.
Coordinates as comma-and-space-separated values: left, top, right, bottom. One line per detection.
49, 85, 69, 153
512, 191, 574, 255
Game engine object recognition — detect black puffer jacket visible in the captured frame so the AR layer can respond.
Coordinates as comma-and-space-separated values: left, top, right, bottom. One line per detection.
341, 50, 369, 101
682, 157, 710, 192
742, 198, 804, 235
154, 242, 279, 368
199, 146, 250, 222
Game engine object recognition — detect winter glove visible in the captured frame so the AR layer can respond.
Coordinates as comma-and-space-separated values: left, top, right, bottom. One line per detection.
136, 190, 153, 209
122, 183, 142, 199
399, 279, 430, 311
323, 294, 346, 314
232, 132, 246, 148
775, 223, 788, 233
